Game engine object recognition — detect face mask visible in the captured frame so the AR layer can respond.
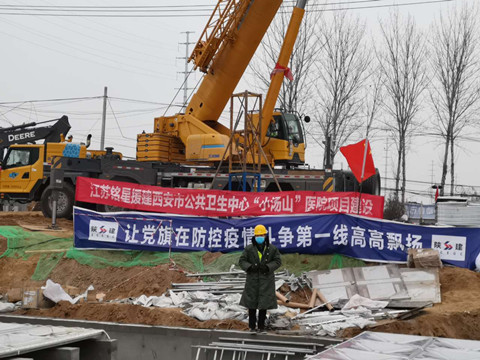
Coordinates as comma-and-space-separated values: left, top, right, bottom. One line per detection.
256, 236, 265, 244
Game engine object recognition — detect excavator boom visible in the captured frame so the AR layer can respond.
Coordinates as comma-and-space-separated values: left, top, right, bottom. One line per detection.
0, 115, 70, 154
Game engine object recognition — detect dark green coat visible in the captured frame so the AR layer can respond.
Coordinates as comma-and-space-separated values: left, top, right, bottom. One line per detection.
239, 238, 282, 310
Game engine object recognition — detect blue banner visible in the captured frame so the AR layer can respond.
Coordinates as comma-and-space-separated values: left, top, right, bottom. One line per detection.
73, 207, 480, 269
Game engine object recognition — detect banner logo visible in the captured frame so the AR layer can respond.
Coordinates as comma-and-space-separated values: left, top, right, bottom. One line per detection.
89, 220, 118, 243
432, 235, 466, 261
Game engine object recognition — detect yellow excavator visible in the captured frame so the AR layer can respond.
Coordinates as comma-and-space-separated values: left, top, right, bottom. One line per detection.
137, 0, 309, 168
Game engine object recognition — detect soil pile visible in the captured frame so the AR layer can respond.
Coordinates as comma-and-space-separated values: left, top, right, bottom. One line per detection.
49, 260, 195, 300
342, 267, 480, 340
17, 302, 247, 330
0, 211, 72, 231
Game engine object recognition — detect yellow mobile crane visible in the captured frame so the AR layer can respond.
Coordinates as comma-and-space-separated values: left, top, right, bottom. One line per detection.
19, 0, 379, 218
137, 0, 308, 167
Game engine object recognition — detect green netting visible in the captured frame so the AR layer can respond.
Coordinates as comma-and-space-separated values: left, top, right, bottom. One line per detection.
0, 226, 73, 281
203, 252, 242, 273
197, 252, 364, 276
32, 252, 65, 281
0, 226, 72, 260
280, 253, 365, 276
0, 226, 366, 281
65, 249, 207, 273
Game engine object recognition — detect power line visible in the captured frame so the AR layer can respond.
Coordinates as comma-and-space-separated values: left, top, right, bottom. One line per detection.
107, 98, 137, 141
0, 0, 454, 17
0, 4, 216, 9
0, 96, 101, 105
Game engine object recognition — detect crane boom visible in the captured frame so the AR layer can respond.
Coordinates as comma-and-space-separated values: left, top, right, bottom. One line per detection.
189, 0, 253, 73
185, 0, 282, 122
260, 0, 307, 141
140, 0, 310, 166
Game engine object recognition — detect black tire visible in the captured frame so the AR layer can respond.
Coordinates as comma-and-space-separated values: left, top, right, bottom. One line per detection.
40, 183, 75, 219
96, 203, 129, 213
96, 176, 137, 213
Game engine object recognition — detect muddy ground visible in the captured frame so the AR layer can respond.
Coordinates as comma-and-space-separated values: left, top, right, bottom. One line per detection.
1, 212, 480, 339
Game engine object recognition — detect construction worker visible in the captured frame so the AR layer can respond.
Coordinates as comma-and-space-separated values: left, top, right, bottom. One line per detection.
239, 224, 282, 333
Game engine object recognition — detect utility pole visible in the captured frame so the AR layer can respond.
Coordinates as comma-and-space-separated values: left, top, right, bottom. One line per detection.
384, 137, 389, 196
100, 86, 108, 150
177, 31, 195, 110
323, 135, 332, 170
430, 160, 434, 200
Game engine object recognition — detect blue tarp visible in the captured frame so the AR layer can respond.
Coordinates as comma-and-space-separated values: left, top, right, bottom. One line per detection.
74, 207, 480, 269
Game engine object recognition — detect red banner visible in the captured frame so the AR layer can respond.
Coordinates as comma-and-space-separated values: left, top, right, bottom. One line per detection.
75, 177, 384, 218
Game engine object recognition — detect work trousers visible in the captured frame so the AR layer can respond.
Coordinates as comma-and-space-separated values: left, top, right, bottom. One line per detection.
248, 308, 267, 330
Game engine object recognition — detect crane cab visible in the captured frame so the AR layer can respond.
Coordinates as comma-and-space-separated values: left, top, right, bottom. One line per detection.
263, 111, 306, 167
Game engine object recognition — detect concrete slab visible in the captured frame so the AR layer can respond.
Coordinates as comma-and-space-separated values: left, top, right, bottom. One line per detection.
0, 322, 106, 359
0, 315, 340, 360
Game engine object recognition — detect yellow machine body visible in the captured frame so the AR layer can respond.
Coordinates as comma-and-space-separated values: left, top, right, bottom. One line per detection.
137, 0, 307, 167
0, 142, 121, 195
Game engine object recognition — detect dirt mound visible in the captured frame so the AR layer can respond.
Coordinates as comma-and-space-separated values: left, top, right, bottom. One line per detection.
341, 266, 480, 340
432, 266, 480, 313
0, 256, 43, 293
0, 211, 73, 228
17, 301, 247, 330
49, 260, 194, 300
203, 252, 223, 266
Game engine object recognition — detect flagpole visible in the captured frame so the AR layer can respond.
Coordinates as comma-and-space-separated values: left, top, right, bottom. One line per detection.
357, 138, 369, 215
357, 98, 372, 215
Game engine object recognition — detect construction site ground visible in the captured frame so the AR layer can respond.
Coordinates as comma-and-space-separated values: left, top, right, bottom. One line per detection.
0, 212, 479, 340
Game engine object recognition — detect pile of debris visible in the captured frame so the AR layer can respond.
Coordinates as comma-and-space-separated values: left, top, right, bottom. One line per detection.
114, 262, 441, 335
0, 250, 444, 338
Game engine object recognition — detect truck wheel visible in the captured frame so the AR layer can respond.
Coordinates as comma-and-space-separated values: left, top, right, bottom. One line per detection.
96, 176, 137, 213
40, 183, 75, 219
96, 203, 128, 213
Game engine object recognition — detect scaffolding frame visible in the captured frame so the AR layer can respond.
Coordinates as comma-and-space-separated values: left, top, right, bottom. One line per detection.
211, 91, 281, 192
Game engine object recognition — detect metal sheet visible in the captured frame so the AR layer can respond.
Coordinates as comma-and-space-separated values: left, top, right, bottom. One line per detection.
353, 265, 408, 300
308, 268, 357, 301
399, 268, 441, 303
307, 265, 410, 302
437, 202, 480, 227
0, 322, 106, 358
308, 331, 480, 359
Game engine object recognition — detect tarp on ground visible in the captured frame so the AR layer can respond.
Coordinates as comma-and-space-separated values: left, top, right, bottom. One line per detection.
73, 207, 480, 269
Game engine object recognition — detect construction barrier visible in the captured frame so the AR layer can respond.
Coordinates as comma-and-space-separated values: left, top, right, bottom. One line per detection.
73, 207, 480, 270
75, 177, 384, 218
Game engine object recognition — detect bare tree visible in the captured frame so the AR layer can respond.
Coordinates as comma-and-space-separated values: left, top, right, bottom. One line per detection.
430, 4, 480, 196
377, 11, 428, 203
312, 11, 370, 167
248, 2, 322, 116
363, 69, 384, 138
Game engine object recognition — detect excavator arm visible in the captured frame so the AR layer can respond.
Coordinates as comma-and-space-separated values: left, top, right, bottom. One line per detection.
0, 115, 70, 155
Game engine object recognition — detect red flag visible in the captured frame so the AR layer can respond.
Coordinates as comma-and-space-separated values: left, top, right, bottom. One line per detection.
435, 187, 439, 202
340, 139, 376, 183
270, 63, 294, 81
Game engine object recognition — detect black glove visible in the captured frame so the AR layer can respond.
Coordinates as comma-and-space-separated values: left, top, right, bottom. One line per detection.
260, 264, 269, 275
248, 263, 259, 273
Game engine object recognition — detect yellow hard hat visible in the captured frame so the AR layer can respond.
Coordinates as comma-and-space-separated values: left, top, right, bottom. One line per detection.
254, 224, 267, 236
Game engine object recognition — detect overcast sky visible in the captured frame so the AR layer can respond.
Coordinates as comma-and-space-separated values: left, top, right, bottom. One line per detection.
0, 0, 478, 203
